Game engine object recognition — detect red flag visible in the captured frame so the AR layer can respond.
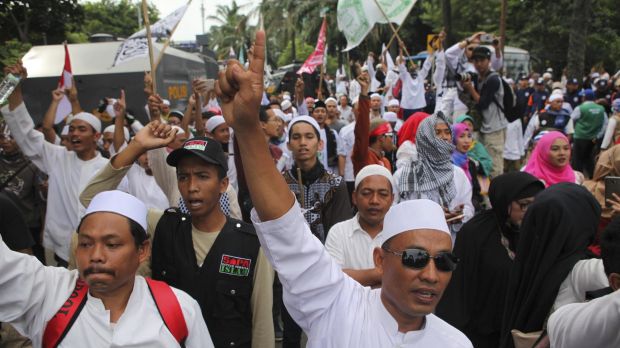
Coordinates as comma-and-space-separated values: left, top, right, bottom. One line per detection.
297, 17, 327, 75
55, 42, 73, 124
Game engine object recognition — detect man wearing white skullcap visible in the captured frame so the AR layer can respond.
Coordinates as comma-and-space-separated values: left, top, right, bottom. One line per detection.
220, 41, 471, 346
1, 61, 108, 265
161, 99, 171, 120
0, 190, 214, 347
370, 93, 383, 119
205, 115, 237, 190
325, 97, 346, 132
102, 124, 130, 156
326, 165, 397, 287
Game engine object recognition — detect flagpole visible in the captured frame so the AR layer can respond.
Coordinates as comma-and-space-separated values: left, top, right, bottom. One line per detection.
318, 16, 327, 100
154, 0, 192, 71
372, 0, 416, 69
142, 0, 157, 94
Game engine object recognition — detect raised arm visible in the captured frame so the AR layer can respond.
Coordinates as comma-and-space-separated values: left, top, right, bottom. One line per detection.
113, 89, 127, 153
2, 61, 65, 172
66, 77, 82, 115
42, 88, 65, 144
351, 76, 371, 176
215, 32, 293, 221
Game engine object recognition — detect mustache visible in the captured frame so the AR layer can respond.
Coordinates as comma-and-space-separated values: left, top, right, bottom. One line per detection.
83, 266, 115, 277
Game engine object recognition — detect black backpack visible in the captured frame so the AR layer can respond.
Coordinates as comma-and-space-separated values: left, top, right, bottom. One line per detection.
491, 72, 520, 123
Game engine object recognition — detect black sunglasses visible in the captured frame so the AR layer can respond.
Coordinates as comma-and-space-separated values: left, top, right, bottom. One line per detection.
383, 247, 459, 272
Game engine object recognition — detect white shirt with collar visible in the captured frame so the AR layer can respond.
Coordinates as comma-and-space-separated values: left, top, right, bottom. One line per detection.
251, 202, 472, 348
1, 102, 109, 261
325, 214, 384, 270
0, 235, 213, 348
553, 258, 609, 310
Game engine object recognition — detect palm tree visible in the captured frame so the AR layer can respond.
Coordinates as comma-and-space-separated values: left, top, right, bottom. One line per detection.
207, 0, 254, 59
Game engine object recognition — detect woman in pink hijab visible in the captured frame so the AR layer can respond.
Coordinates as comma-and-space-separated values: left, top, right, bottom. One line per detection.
524, 131, 584, 187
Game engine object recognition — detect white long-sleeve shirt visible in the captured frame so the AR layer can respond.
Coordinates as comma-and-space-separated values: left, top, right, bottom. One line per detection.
251, 202, 472, 347
325, 214, 384, 269
399, 53, 433, 110
1, 103, 108, 260
548, 289, 620, 348
0, 235, 213, 347
553, 258, 609, 310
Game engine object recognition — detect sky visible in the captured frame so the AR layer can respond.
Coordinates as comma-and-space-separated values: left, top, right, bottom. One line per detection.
148, 0, 260, 41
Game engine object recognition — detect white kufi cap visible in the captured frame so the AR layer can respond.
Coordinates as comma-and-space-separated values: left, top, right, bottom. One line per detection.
383, 111, 398, 123
103, 125, 130, 142
206, 116, 227, 133
72, 112, 102, 133
287, 115, 320, 135
381, 199, 450, 244
354, 164, 396, 193
83, 190, 147, 232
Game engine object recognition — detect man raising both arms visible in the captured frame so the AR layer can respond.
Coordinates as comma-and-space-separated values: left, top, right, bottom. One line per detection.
215, 30, 472, 347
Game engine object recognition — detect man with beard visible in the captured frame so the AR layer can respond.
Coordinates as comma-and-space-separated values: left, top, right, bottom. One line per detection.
1, 61, 108, 267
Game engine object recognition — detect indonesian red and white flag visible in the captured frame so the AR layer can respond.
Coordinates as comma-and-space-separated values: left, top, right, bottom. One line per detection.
55, 42, 73, 124
297, 17, 327, 75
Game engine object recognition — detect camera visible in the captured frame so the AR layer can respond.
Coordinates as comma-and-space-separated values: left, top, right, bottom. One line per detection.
455, 72, 472, 82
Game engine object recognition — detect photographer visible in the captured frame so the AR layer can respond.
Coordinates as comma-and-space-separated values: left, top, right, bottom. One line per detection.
462, 46, 508, 177
441, 32, 503, 120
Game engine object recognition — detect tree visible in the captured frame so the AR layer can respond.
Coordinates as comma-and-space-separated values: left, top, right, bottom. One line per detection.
0, 0, 84, 44
207, 0, 254, 59
69, 0, 159, 42
566, 0, 591, 79
0, 39, 31, 72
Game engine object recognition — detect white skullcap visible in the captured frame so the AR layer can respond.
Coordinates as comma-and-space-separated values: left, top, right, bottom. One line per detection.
325, 97, 337, 105
543, 72, 552, 79
287, 115, 320, 135
381, 199, 450, 244
83, 190, 147, 233
282, 94, 291, 101
281, 100, 293, 110
171, 125, 185, 135
206, 116, 227, 133
72, 112, 102, 133
361, 66, 369, 72
273, 109, 291, 123
387, 99, 400, 107
61, 125, 69, 136
103, 125, 130, 142
376, 63, 383, 69
549, 93, 564, 102
370, 93, 382, 100
383, 111, 398, 123
162, 99, 171, 106
354, 164, 396, 192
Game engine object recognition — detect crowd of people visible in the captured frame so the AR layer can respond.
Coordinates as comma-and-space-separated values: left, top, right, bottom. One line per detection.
0, 28, 619, 348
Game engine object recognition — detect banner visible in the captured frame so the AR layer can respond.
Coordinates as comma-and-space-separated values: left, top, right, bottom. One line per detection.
337, 0, 417, 51
298, 17, 328, 75
112, 3, 189, 67
56, 42, 73, 124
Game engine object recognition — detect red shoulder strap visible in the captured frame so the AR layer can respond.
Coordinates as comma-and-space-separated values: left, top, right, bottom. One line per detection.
42, 279, 89, 348
145, 278, 188, 345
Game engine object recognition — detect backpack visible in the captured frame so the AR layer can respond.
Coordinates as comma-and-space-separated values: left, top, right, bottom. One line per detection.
42, 278, 188, 348
491, 73, 520, 123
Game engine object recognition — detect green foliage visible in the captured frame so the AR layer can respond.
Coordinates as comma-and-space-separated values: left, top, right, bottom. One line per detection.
79, 0, 159, 39
277, 38, 314, 67
0, 39, 32, 72
0, 0, 84, 44
207, 0, 255, 59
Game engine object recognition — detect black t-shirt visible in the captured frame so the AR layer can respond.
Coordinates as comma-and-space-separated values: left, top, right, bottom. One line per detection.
0, 192, 34, 251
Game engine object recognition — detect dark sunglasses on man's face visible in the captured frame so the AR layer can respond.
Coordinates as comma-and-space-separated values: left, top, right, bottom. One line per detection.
383, 247, 459, 272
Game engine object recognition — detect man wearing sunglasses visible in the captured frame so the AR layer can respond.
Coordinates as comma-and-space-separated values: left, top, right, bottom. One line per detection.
216, 30, 472, 347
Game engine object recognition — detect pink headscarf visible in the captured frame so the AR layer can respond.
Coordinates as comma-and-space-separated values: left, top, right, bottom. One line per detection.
524, 131, 575, 187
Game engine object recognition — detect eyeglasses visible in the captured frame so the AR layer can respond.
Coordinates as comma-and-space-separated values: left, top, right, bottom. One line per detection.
382, 247, 459, 272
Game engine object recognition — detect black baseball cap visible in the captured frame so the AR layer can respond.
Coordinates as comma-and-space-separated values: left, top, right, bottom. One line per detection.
518, 74, 528, 81
471, 46, 492, 60
167, 137, 228, 171
567, 77, 579, 85
314, 100, 327, 109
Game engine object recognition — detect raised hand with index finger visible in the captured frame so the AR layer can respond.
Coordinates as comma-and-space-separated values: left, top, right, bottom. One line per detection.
214, 31, 265, 132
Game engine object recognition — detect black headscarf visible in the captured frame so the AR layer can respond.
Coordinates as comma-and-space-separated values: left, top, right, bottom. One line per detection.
436, 172, 544, 348
499, 183, 601, 348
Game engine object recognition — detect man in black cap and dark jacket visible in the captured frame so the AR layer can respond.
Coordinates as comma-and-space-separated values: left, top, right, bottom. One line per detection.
80, 121, 275, 348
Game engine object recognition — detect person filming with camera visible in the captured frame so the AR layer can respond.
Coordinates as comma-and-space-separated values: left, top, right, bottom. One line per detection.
461, 46, 508, 177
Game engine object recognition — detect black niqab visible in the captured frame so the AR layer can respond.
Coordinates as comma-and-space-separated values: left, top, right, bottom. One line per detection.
436, 172, 544, 348
499, 183, 601, 348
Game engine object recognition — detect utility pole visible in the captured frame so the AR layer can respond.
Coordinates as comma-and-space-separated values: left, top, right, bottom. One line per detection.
201, 0, 206, 34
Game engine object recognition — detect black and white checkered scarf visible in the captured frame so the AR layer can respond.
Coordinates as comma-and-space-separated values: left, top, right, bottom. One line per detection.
398, 111, 456, 208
